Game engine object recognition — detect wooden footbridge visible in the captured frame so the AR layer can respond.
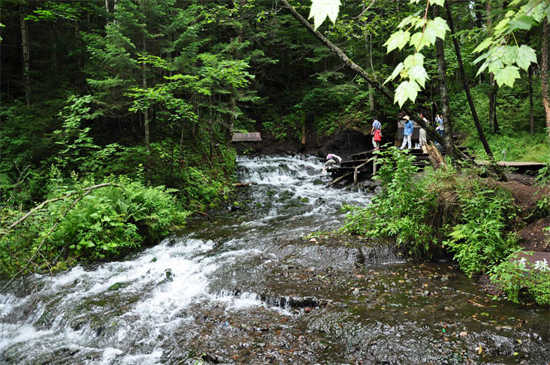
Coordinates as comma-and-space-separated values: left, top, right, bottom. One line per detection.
324, 145, 547, 187
325, 147, 437, 187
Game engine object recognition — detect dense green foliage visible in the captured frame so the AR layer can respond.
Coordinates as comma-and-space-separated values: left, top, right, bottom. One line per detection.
342, 149, 519, 269
490, 251, 550, 305
443, 179, 518, 276
341, 148, 438, 256
465, 132, 550, 163
0, 175, 187, 277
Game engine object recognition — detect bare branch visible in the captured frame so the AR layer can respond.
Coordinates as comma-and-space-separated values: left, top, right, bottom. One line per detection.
5, 183, 115, 232
1, 189, 93, 294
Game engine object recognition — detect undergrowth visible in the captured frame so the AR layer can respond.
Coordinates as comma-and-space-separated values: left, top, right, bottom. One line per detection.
0, 173, 189, 278
340, 147, 550, 305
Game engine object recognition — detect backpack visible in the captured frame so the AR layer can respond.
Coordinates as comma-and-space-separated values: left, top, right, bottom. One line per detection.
374, 129, 382, 142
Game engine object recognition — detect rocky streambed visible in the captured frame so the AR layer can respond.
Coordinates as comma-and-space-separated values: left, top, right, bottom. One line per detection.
1, 155, 548, 364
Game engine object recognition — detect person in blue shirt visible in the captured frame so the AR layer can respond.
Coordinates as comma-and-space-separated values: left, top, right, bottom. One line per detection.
371, 117, 382, 150
399, 115, 413, 150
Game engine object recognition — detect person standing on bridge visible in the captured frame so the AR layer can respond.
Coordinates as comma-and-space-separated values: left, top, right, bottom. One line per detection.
435, 114, 445, 138
371, 117, 382, 151
418, 113, 429, 150
399, 115, 413, 150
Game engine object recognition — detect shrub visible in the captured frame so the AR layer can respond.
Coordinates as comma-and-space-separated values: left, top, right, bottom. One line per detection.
0, 175, 189, 277
342, 147, 519, 277
490, 251, 550, 305
443, 180, 519, 276
341, 147, 439, 256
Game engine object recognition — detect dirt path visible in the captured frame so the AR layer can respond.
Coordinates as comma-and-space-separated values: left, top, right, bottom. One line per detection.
500, 173, 550, 252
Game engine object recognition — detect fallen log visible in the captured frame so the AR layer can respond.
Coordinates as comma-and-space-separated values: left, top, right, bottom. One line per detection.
233, 182, 255, 187
327, 172, 353, 188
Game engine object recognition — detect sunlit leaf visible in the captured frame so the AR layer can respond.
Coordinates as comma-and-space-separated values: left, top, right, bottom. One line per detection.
488, 58, 504, 74
473, 38, 493, 54
431, 0, 445, 7
516, 45, 537, 70
385, 62, 404, 84
508, 15, 537, 31
409, 32, 429, 51
431, 17, 450, 39
309, 0, 341, 30
409, 65, 429, 88
384, 30, 411, 53
394, 80, 420, 107
403, 53, 424, 69
502, 45, 518, 66
494, 65, 520, 87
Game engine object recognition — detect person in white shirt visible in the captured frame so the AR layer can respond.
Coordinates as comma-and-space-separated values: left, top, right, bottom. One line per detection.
435, 114, 445, 138
322, 153, 342, 174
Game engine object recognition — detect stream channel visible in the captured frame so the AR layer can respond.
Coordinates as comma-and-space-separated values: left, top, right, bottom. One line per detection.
1, 154, 549, 364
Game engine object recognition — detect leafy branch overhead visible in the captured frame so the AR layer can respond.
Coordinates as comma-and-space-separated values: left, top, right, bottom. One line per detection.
309, 0, 550, 106
473, 0, 549, 87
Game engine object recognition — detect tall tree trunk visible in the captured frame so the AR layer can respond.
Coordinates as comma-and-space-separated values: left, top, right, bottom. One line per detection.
105, 0, 110, 25
433, 5, 456, 157
529, 65, 535, 135
445, 2, 494, 160
19, 5, 31, 107
542, 19, 550, 139
142, 38, 151, 181
486, 0, 498, 134
488, 74, 499, 133
367, 32, 374, 112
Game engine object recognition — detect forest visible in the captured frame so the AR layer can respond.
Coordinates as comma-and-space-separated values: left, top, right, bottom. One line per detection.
0, 0, 549, 282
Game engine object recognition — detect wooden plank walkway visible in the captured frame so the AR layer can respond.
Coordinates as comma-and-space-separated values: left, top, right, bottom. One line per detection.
232, 132, 262, 142
477, 160, 547, 172
327, 146, 547, 185
327, 147, 434, 182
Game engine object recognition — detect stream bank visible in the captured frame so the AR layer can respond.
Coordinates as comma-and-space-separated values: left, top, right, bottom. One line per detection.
1, 154, 549, 364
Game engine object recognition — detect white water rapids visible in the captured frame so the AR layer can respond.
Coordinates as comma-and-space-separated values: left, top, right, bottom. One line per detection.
0, 155, 370, 364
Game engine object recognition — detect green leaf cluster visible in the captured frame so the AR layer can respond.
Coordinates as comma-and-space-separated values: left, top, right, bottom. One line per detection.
0, 175, 189, 277
341, 147, 439, 256
342, 150, 519, 276
443, 180, 518, 276
473, 0, 550, 87
490, 250, 550, 305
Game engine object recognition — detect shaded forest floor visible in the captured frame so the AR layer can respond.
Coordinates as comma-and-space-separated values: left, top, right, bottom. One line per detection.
500, 173, 550, 252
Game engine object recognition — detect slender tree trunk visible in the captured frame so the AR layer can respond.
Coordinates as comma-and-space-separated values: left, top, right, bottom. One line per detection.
529, 65, 534, 135
542, 19, 550, 138
105, 0, 110, 25
486, 0, 498, 134
19, 6, 31, 107
433, 5, 455, 157
113, 0, 118, 25
488, 74, 499, 133
445, 1, 494, 160
142, 38, 151, 181
229, 97, 236, 144
367, 32, 374, 112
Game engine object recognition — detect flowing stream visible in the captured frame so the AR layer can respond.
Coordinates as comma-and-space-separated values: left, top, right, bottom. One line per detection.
1, 155, 549, 364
